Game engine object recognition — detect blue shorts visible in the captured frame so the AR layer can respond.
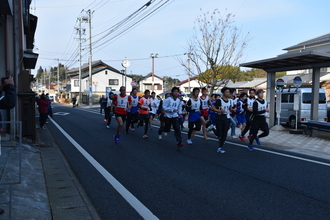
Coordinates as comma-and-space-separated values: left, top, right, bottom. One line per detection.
236, 114, 246, 125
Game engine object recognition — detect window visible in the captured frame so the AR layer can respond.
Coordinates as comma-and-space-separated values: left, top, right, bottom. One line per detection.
288, 94, 294, 103
109, 79, 119, 85
302, 93, 326, 103
185, 88, 190, 93
105, 71, 108, 75
281, 94, 288, 103
145, 85, 152, 90
74, 80, 79, 87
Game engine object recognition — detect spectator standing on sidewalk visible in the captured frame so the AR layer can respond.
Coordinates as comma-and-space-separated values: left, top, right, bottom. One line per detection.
37, 94, 49, 129
72, 96, 77, 107
99, 95, 106, 114
0, 76, 16, 215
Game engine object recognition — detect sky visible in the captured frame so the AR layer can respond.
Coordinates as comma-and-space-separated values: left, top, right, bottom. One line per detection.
32, 0, 330, 81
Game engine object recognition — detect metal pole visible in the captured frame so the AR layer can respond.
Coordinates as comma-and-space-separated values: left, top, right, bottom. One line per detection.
152, 56, 154, 92
78, 18, 82, 106
125, 67, 127, 88
88, 10, 93, 108
187, 53, 191, 93
57, 59, 60, 96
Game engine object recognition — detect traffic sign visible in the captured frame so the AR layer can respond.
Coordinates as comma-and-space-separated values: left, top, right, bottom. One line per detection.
293, 76, 302, 88
276, 78, 285, 88
130, 81, 136, 87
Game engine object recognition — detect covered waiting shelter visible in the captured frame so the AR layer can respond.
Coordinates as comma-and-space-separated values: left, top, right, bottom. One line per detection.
240, 50, 330, 127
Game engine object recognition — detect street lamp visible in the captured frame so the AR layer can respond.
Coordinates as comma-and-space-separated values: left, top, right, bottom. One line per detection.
121, 59, 130, 89
150, 53, 158, 92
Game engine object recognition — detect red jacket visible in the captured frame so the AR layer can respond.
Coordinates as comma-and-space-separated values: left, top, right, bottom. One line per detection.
38, 99, 49, 114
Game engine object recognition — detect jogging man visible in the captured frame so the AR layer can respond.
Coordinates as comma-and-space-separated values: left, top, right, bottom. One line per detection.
112, 86, 132, 143
211, 87, 232, 154
149, 91, 160, 130
236, 92, 247, 140
158, 92, 171, 140
199, 87, 211, 140
126, 88, 140, 133
163, 87, 184, 148
138, 90, 152, 138
247, 89, 270, 151
105, 92, 114, 128
239, 89, 256, 142
186, 88, 202, 145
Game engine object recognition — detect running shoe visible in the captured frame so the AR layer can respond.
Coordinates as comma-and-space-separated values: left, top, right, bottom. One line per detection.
149, 126, 153, 130
164, 132, 168, 136
204, 136, 209, 140
255, 137, 261, 146
238, 135, 245, 142
130, 126, 135, 131
103, 119, 107, 122
177, 141, 184, 148
247, 145, 254, 151
231, 136, 237, 139
192, 131, 197, 137
187, 139, 192, 145
114, 135, 120, 144
143, 134, 148, 139
106, 125, 110, 129
206, 124, 214, 132
217, 148, 225, 154
158, 135, 162, 140
247, 135, 253, 140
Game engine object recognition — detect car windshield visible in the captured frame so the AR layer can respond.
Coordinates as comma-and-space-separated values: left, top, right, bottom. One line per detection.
302, 93, 326, 103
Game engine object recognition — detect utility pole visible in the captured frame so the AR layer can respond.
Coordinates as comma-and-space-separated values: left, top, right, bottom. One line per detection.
85, 9, 94, 108
185, 52, 191, 94
75, 17, 85, 106
57, 58, 60, 95
150, 53, 158, 92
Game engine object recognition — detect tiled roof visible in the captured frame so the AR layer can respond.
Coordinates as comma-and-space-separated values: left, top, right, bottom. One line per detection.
283, 33, 330, 50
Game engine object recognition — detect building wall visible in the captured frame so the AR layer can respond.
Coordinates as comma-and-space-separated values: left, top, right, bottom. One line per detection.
139, 76, 163, 95
70, 69, 133, 93
177, 79, 207, 94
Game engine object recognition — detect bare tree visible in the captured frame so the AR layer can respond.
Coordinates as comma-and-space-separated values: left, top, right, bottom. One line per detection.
180, 9, 249, 95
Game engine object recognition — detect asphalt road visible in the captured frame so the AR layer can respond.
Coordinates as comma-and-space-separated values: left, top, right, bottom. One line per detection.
47, 103, 330, 220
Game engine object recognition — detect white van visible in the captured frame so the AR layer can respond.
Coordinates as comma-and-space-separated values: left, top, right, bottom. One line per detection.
276, 88, 328, 128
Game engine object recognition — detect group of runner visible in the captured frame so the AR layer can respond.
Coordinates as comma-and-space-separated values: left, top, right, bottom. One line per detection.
104, 85, 270, 153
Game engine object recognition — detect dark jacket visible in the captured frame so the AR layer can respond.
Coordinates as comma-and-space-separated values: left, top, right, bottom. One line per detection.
38, 99, 49, 114
0, 84, 16, 109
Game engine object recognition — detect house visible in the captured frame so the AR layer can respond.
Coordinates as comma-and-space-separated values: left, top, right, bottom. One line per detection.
176, 77, 207, 95
68, 60, 133, 103
282, 33, 330, 99
137, 73, 163, 95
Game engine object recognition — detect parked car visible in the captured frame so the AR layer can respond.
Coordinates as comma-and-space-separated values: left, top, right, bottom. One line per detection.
275, 88, 328, 128
327, 100, 330, 122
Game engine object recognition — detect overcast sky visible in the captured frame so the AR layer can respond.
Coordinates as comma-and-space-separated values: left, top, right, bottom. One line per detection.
32, 0, 330, 81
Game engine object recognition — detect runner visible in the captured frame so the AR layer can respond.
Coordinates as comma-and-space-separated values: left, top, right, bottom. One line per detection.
158, 92, 171, 140
105, 92, 114, 128
199, 87, 211, 140
247, 89, 270, 151
112, 86, 132, 144
149, 91, 160, 130
211, 87, 232, 153
138, 90, 152, 138
206, 94, 219, 136
239, 89, 256, 142
229, 88, 238, 139
125, 88, 140, 134
236, 92, 247, 139
186, 88, 202, 145
162, 87, 184, 148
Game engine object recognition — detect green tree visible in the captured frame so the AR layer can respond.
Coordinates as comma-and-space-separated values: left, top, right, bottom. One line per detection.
127, 74, 144, 82
35, 66, 44, 80
163, 76, 180, 89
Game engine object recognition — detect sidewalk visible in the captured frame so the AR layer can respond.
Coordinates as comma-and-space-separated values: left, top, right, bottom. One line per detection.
0, 121, 100, 219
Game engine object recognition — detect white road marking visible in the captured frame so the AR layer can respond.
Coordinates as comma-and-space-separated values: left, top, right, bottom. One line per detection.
154, 125, 330, 167
53, 112, 70, 116
49, 117, 159, 220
